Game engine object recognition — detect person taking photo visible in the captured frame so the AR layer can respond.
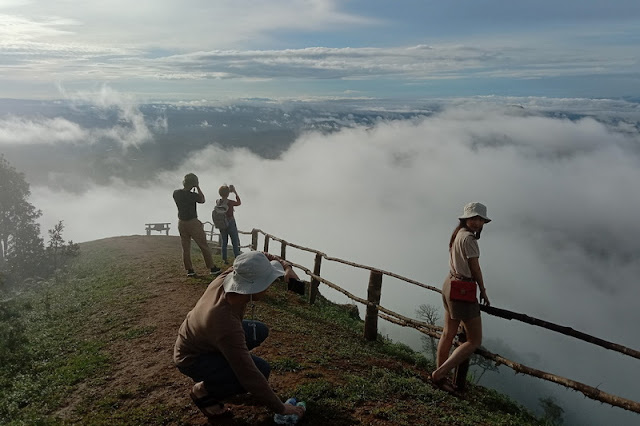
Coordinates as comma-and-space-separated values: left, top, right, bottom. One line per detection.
173, 173, 221, 277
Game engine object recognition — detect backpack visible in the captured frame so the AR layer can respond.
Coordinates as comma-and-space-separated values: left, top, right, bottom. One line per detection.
212, 199, 229, 230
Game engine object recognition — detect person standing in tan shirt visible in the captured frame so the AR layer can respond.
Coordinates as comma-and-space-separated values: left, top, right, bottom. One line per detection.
173, 251, 306, 422
431, 202, 491, 393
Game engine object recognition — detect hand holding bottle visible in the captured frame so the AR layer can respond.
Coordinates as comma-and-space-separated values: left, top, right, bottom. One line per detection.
282, 403, 305, 418
274, 398, 306, 424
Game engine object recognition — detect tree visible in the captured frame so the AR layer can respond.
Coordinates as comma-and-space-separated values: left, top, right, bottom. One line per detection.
0, 155, 46, 289
539, 396, 564, 425
416, 303, 440, 362
47, 220, 79, 271
469, 351, 499, 383
417, 301, 498, 383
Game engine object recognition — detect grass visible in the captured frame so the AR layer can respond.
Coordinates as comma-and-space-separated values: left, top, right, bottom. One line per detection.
0, 242, 147, 425
271, 357, 305, 372
260, 287, 542, 425
0, 236, 544, 425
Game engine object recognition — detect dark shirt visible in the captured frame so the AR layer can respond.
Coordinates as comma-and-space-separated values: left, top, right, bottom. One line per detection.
173, 189, 199, 221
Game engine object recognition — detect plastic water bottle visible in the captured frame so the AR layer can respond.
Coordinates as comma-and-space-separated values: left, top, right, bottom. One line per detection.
274, 398, 306, 424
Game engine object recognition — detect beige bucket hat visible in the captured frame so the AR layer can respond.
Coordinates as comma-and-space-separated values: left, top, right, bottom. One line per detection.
222, 251, 285, 295
459, 202, 491, 223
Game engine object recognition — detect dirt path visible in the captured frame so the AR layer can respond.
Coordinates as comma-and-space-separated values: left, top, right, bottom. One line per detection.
68, 236, 343, 425
55, 235, 540, 426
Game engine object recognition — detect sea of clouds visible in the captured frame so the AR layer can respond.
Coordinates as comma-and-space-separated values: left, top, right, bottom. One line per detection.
8, 96, 639, 425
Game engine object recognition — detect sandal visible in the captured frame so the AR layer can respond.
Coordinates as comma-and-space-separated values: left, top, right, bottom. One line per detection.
189, 390, 232, 420
430, 372, 458, 394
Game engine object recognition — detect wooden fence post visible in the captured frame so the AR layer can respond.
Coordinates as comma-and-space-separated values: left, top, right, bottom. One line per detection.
251, 229, 258, 251
454, 325, 469, 391
280, 241, 287, 259
363, 271, 383, 341
309, 253, 322, 305
263, 235, 270, 252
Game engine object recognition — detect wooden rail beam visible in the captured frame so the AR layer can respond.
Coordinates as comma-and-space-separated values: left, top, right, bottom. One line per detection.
379, 312, 640, 414
253, 228, 640, 413
255, 229, 639, 360
481, 305, 640, 360
473, 347, 640, 413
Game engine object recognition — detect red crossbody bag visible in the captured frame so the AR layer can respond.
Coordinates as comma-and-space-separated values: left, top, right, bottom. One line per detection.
449, 279, 477, 303
449, 235, 478, 302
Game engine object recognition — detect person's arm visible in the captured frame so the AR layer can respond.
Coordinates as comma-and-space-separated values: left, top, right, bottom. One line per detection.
282, 404, 305, 418
263, 252, 299, 283
217, 332, 287, 413
468, 257, 490, 306
194, 185, 205, 203
231, 186, 241, 206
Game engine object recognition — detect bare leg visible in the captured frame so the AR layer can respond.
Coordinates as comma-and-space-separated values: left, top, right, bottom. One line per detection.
436, 311, 460, 369
433, 315, 482, 382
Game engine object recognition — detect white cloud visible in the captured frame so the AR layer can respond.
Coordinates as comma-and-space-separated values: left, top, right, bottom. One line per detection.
78, 43, 640, 82
0, 13, 76, 42
0, 1, 379, 50
3, 40, 636, 90
0, 87, 157, 147
29, 102, 640, 425
0, 116, 86, 144
0, 2, 637, 99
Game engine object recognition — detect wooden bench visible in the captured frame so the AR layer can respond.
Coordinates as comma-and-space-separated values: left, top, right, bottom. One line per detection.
145, 222, 171, 235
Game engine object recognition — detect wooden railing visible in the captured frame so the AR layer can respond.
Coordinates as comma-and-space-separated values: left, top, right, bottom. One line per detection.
241, 228, 640, 414
203, 222, 253, 249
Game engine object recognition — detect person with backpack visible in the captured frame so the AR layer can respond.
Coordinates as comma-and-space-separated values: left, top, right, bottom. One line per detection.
173, 173, 221, 277
213, 184, 242, 264
431, 202, 491, 392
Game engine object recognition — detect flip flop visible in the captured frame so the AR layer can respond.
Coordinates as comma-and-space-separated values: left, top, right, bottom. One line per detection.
190, 390, 232, 420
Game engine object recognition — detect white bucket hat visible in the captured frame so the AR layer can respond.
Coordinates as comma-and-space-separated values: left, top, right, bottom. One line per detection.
222, 251, 285, 295
459, 202, 491, 223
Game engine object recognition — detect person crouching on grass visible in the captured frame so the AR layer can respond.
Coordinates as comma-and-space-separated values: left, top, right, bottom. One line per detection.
173, 251, 306, 422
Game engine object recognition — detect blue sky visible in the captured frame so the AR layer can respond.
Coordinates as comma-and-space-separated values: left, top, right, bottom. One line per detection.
1, 3, 640, 422
1, 0, 639, 100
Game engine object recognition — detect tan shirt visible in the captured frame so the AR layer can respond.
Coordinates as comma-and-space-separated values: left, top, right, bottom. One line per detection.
449, 228, 480, 279
173, 269, 285, 413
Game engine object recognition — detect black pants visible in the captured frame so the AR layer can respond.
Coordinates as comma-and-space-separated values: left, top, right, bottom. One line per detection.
177, 320, 270, 398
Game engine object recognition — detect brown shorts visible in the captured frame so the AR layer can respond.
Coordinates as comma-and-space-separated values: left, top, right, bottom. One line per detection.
442, 275, 480, 321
